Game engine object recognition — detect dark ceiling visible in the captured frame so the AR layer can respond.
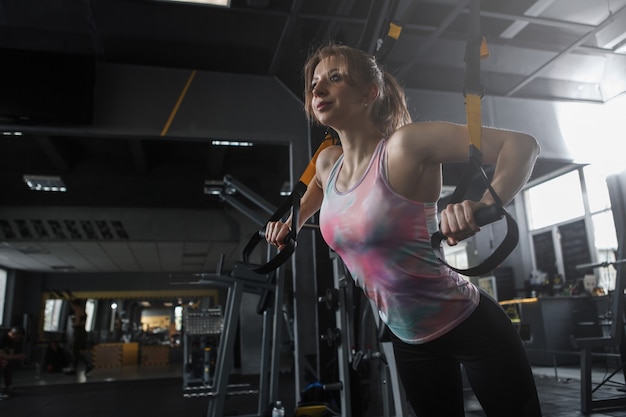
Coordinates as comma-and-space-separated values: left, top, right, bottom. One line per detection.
3, 0, 625, 102
0, 0, 624, 273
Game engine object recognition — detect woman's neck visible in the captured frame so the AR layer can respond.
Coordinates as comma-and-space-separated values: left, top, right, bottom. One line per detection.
335, 127, 381, 168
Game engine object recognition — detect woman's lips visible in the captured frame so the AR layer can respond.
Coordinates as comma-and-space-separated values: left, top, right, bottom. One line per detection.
316, 101, 331, 111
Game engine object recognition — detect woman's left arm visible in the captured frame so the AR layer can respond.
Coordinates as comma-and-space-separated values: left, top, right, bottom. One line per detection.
395, 122, 540, 244
443, 125, 540, 244
478, 126, 540, 206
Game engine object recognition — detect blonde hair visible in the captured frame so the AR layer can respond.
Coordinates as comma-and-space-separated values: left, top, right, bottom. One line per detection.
303, 43, 412, 137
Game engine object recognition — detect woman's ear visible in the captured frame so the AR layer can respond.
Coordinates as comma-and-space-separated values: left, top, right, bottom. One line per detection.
364, 83, 379, 104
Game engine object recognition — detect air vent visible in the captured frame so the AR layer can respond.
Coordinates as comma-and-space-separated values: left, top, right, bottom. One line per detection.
0, 220, 17, 239
63, 220, 82, 239
95, 220, 114, 239
111, 221, 129, 239
0, 219, 130, 240
31, 220, 50, 238
14, 219, 33, 239
48, 220, 67, 239
80, 220, 98, 239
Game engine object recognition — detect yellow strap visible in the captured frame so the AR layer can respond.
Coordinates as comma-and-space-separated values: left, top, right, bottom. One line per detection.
465, 93, 482, 150
299, 134, 338, 186
480, 36, 490, 59
464, 37, 488, 150
161, 70, 197, 136
388, 22, 403, 40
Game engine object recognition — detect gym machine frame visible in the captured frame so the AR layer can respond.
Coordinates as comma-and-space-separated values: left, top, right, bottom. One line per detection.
323, 248, 409, 417
177, 174, 288, 417
573, 173, 626, 413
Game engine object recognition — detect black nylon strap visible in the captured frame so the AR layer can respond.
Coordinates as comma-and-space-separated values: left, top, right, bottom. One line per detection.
242, 181, 306, 274
430, 150, 519, 276
429, 0, 519, 277
431, 209, 518, 277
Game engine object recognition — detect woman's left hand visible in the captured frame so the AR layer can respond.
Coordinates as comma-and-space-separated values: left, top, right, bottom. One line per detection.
439, 200, 486, 246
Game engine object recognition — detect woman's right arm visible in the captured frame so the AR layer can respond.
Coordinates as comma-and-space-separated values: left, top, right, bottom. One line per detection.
265, 145, 342, 249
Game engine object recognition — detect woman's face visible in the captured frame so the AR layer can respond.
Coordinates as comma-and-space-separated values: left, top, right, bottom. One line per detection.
311, 55, 366, 128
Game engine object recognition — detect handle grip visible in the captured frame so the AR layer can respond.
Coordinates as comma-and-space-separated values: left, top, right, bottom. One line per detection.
242, 229, 296, 275
430, 204, 518, 277
474, 204, 504, 227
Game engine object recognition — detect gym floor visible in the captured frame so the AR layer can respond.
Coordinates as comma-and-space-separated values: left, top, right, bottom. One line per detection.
3, 362, 626, 416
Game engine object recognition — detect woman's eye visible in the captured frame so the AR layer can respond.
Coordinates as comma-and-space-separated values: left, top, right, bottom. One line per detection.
330, 73, 341, 82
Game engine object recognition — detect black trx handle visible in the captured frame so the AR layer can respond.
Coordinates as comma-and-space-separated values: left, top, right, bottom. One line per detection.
430, 147, 519, 276
243, 182, 305, 274
430, 0, 518, 277
243, 133, 340, 274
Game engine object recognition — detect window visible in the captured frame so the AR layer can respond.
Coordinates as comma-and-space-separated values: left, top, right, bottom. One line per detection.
175, 305, 183, 331
525, 166, 618, 293
525, 170, 584, 231
85, 299, 96, 332
43, 299, 65, 332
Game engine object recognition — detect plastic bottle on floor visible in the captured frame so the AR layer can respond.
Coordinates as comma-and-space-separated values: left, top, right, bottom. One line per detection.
272, 400, 285, 417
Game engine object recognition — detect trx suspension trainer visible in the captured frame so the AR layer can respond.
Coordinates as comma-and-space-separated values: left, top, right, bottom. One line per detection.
429, 0, 519, 276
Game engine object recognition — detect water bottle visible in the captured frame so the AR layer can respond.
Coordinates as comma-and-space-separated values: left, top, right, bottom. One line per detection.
271, 400, 285, 417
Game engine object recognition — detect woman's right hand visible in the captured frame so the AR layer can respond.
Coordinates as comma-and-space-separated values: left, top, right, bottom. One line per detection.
265, 221, 292, 251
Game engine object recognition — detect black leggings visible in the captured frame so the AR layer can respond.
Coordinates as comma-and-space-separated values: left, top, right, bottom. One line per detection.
390, 293, 542, 417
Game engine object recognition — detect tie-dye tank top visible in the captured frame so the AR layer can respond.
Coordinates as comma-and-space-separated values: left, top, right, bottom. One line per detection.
319, 139, 479, 344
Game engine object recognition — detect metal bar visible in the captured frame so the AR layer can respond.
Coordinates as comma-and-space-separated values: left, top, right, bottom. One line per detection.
257, 297, 273, 412
223, 174, 277, 216
330, 251, 352, 417
269, 267, 286, 404
580, 347, 593, 413
396, 0, 470, 79
206, 280, 244, 417
268, 0, 305, 75
478, 10, 595, 32
505, 5, 626, 97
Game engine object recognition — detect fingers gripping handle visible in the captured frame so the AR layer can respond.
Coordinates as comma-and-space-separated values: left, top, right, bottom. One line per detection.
430, 205, 518, 277
434, 205, 504, 242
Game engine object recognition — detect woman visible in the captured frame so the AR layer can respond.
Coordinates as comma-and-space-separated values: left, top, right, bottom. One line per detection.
265, 43, 542, 416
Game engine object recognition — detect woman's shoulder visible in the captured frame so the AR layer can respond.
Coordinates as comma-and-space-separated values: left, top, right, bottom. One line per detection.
317, 145, 343, 167
315, 145, 343, 186
387, 121, 463, 157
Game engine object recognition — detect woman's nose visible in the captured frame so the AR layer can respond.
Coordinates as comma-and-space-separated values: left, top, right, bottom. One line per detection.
313, 81, 326, 97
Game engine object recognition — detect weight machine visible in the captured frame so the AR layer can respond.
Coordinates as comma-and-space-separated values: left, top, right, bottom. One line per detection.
173, 174, 291, 417
229, 169, 410, 417
572, 172, 626, 413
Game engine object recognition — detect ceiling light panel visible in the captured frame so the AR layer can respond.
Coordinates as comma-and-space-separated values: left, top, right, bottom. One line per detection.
23, 175, 67, 192
159, 0, 230, 7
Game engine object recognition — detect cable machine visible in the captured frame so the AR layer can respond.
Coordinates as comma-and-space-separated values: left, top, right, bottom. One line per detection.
172, 175, 291, 417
